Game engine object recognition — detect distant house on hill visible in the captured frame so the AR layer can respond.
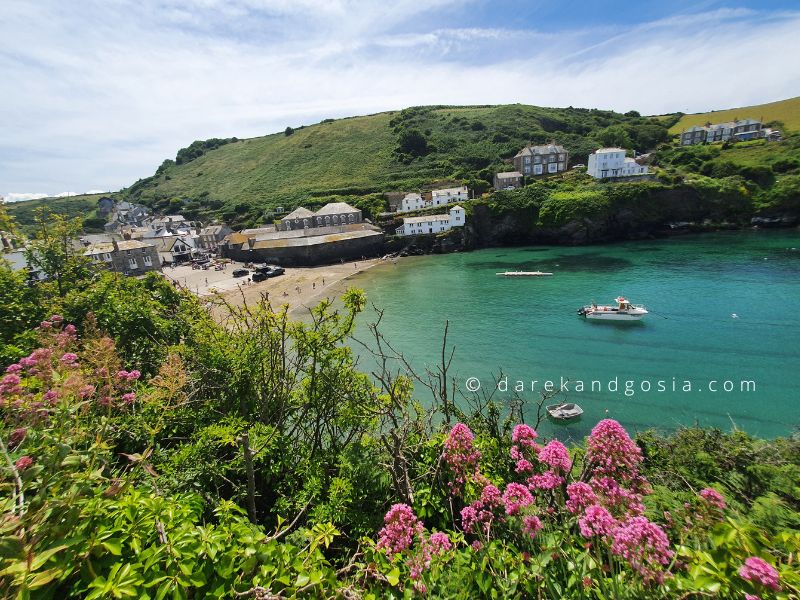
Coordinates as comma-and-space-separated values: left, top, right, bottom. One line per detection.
83, 240, 160, 275
513, 143, 568, 176
680, 118, 762, 145
395, 186, 469, 214
493, 171, 523, 190
587, 148, 649, 179
279, 203, 362, 230
395, 205, 466, 236
104, 200, 150, 231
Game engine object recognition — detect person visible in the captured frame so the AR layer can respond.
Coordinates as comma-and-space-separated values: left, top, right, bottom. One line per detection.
312, 282, 316, 289
205, 278, 208, 286
322, 278, 325, 286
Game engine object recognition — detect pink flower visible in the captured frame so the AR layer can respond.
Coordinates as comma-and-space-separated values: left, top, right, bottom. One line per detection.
739, 557, 780, 591
122, 392, 136, 403
460, 505, 479, 532
512, 424, 538, 446
566, 482, 597, 514
699, 488, 726, 511
377, 504, 423, 555
471, 540, 482, 552
538, 439, 572, 472
50, 315, 63, 323
15, 455, 33, 471
39, 320, 52, 329
527, 471, 563, 490
1, 374, 21, 387
128, 370, 141, 380
744, 595, 761, 600
579, 505, 616, 538
60, 353, 78, 364
19, 356, 36, 368
443, 423, 481, 494
610, 516, 673, 584
43, 390, 59, 404
480, 484, 503, 508
79, 385, 96, 398
8, 428, 27, 448
428, 532, 452, 553
521, 515, 543, 539
515, 458, 534, 473
64, 324, 77, 335
5, 364, 22, 374
116, 370, 130, 380
586, 419, 643, 483
591, 476, 646, 517
502, 483, 533, 515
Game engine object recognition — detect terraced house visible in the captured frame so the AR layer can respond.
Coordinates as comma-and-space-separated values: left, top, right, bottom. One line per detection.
680, 118, 762, 145
513, 142, 568, 176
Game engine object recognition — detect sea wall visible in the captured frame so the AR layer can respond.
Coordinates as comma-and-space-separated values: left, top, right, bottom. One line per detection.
222, 233, 385, 266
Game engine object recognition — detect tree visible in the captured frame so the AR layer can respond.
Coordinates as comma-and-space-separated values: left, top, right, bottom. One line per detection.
25, 209, 91, 297
284, 126, 294, 136
397, 129, 429, 157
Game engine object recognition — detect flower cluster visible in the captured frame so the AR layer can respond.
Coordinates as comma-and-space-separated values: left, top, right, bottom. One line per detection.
586, 419, 643, 484
609, 516, 674, 584
377, 504, 424, 555
502, 483, 533, 516
566, 482, 597, 514
578, 505, 616, 538
538, 439, 572, 472
699, 487, 726, 512
442, 423, 481, 494
738, 556, 781, 591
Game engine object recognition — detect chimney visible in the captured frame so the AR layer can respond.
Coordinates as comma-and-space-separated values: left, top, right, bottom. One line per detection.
112, 240, 119, 252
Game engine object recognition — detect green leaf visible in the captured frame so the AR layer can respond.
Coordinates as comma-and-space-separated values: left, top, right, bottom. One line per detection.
386, 567, 400, 587
102, 539, 123, 556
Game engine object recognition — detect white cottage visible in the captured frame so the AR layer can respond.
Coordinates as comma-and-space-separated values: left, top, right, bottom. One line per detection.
587, 148, 649, 179
395, 206, 466, 236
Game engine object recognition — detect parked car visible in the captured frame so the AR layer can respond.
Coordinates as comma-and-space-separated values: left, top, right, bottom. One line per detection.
254, 264, 285, 277
232, 268, 249, 278
252, 271, 268, 282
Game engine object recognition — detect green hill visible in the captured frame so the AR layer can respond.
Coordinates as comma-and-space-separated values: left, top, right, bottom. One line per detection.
115, 104, 676, 227
668, 96, 800, 134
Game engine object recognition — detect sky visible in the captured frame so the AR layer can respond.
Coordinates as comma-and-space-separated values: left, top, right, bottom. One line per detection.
2, 0, 798, 202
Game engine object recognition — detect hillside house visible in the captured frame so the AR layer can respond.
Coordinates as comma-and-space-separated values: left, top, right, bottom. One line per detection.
587, 148, 649, 179
493, 171, 523, 190
155, 236, 198, 264
84, 240, 160, 274
680, 118, 762, 145
431, 186, 469, 204
513, 143, 568, 176
395, 205, 466, 236
199, 224, 233, 250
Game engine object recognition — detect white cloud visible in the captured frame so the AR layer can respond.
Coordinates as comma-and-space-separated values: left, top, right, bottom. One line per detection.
4, 193, 51, 203
2, 1, 798, 197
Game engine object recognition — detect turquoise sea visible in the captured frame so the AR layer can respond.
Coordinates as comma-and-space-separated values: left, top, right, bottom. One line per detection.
344, 230, 800, 440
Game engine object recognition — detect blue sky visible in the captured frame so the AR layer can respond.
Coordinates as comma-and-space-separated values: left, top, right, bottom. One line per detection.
2, 0, 798, 201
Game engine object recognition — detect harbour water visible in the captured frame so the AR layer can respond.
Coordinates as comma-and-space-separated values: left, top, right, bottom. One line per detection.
345, 230, 800, 440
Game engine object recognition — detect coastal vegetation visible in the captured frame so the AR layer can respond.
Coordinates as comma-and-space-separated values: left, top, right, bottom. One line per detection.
1, 256, 799, 597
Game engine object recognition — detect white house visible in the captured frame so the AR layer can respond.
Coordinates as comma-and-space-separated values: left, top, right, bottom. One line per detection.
395, 206, 465, 236
587, 148, 649, 179
431, 186, 469, 205
399, 193, 426, 212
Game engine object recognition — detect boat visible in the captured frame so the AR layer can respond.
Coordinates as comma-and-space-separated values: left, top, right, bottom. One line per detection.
496, 271, 553, 277
577, 297, 648, 321
546, 402, 583, 421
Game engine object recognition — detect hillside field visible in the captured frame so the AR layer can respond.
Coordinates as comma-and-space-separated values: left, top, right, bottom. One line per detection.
668, 96, 800, 134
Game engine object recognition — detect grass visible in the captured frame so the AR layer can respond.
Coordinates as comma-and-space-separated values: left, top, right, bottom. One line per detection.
668, 96, 800, 134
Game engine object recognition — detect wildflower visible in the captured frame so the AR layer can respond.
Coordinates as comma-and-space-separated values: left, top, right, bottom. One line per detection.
566, 482, 597, 514
591, 476, 645, 516
582, 576, 593, 590
122, 392, 136, 403
480, 484, 503, 509
515, 458, 534, 473
579, 505, 616, 538
5, 364, 22, 374
460, 505, 479, 532
738, 557, 780, 591
60, 353, 78, 365
43, 390, 59, 404
377, 504, 423, 555
610, 516, 673, 584
19, 356, 36, 368
527, 471, 563, 490
1, 374, 21, 387
79, 385, 96, 398
502, 483, 533, 515
471, 540, 482, 552
64, 324, 77, 335
443, 423, 481, 494
117, 370, 130, 380
745, 595, 761, 600
521, 515, 543, 539
39, 320, 52, 329
50, 315, 63, 323
128, 370, 141, 380
512, 424, 538, 447
699, 488, 726, 511
428, 532, 452, 553
538, 439, 572, 472
586, 419, 643, 483
8, 428, 27, 448
15, 456, 33, 471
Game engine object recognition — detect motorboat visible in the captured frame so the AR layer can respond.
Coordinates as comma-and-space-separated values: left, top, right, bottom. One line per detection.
578, 297, 648, 321
496, 271, 553, 277
546, 403, 583, 421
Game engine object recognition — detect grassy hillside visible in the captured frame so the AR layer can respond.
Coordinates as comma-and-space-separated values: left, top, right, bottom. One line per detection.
119, 104, 676, 227
5, 193, 106, 235
668, 96, 800, 134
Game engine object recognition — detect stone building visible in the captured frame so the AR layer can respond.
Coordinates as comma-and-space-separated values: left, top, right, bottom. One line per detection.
513, 143, 568, 176
83, 240, 161, 275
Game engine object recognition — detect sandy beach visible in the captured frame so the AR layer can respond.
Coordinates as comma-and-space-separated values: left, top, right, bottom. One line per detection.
161, 258, 386, 320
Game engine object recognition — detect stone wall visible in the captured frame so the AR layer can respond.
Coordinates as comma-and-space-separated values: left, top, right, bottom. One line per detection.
223, 232, 385, 266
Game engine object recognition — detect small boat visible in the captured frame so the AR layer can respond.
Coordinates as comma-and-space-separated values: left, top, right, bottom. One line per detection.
496, 271, 553, 277
578, 297, 648, 321
547, 402, 583, 421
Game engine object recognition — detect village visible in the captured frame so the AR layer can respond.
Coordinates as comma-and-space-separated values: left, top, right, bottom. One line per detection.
1, 116, 782, 312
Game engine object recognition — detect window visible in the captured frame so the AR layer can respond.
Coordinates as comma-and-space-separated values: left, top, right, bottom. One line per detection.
534, 164, 543, 175
143, 256, 152, 267
558, 154, 565, 160
104, 253, 112, 262
548, 163, 557, 173
524, 156, 530, 164
128, 258, 137, 270
533, 156, 541, 164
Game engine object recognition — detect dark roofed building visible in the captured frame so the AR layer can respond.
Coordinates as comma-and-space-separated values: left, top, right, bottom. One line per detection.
513, 143, 568, 176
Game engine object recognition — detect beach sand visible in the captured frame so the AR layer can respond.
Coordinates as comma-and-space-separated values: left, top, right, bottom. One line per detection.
160, 258, 387, 321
